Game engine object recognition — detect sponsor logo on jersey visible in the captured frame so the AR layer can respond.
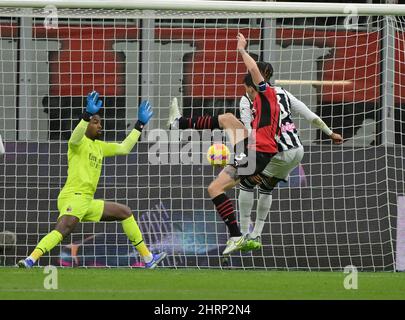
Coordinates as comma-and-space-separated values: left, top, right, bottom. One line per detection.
281, 122, 297, 133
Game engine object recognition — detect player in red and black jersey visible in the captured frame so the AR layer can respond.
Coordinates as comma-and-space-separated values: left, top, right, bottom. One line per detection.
168, 33, 281, 256
248, 79, 281, 154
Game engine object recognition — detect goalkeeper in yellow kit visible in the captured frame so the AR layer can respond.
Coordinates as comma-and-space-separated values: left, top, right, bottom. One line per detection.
18, 91, 166, 269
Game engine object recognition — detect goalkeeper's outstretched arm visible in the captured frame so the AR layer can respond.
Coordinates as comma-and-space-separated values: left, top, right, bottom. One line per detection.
101, 130, 142, 156
69, 90, 104, 146
102, 100, 153, 157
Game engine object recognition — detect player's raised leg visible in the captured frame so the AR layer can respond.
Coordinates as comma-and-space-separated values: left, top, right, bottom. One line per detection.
101, 202, 167, 269
168, 99, 247, 144
168, 100, 222, 132
17, 215, 78, 268
168, 99, 250, 255
167, 97, 182, 129
168, 101, 248, 159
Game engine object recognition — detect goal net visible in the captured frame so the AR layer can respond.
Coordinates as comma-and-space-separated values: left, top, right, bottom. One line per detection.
0, 0, 404, 271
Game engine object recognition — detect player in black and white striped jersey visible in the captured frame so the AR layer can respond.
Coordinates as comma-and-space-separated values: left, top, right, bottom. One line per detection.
239, 65, 343, 250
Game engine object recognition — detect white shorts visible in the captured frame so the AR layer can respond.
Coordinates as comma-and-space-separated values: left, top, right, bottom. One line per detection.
261, 146, 304, 181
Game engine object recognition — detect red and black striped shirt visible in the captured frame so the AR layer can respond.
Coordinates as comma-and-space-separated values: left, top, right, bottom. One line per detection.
250, 84, 281, 154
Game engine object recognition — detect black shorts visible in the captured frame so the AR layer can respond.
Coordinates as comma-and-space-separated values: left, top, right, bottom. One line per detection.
232, 146, 276, 181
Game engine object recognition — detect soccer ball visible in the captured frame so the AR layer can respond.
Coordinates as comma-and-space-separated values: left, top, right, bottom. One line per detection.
206, 143, 231, 167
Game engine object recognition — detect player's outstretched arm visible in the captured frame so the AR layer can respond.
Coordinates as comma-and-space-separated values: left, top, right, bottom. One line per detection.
102, 100, 153, 157
69, 90, 103, 146
329, 132, 343, 144
0, 134, 5, 155
237, 33, 264, 87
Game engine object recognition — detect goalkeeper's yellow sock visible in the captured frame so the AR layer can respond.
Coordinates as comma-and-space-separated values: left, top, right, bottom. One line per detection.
29, 230, 63, 262
29, 249, 44, 262
121, 215, 153, 263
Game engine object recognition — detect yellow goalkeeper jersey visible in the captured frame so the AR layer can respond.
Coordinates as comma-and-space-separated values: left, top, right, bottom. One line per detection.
58, 119, 141, 199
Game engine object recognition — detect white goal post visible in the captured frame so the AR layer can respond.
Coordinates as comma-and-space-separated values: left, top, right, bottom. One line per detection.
1, 0, 405, 271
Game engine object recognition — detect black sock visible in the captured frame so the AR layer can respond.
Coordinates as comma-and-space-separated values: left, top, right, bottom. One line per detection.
179, 115, 220, 130
212, 193, 242, 237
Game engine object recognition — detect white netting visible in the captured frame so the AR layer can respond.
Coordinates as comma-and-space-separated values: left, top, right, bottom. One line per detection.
0, 3, 404, 271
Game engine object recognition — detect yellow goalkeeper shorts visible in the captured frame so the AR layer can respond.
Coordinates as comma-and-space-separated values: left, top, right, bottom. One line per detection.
57, 194, 104, 222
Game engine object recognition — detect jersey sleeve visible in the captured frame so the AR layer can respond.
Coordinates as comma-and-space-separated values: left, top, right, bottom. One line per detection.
257, 81, 270, 93
68, 119, 88, 147
285, 90, 333, 136
239, 95, 253, 133
99, 129, 142, 157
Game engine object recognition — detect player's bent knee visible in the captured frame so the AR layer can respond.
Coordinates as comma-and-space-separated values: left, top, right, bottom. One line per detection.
121, 205, 132, 220
207, 182, 222, 198
63, 224, 76, 236
55, 217, 78, 237
258, 185, 274, 194
219, 112, 233, 119
218, 113, 236, 126
240, 177, 257, 191
258, 175, 283, 194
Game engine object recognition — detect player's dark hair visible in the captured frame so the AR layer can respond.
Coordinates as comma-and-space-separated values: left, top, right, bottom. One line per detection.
243, 72, 256, 89
256, 61, 273, 81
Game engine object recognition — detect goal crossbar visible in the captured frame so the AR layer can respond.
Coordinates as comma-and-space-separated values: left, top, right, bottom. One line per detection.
0, 0, 405, 16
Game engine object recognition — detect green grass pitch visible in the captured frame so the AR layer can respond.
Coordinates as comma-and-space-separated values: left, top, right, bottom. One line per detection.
1, 268, 405, 300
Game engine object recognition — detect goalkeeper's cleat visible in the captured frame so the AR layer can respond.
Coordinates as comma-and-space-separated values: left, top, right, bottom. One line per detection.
222, 235, 247, 255
17, 258, 34, 268
241, 235, 262, 252
167, 97, 181, 129
145, 252, 167, 269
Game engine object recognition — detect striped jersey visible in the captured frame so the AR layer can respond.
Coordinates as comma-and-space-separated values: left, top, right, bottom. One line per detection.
240, 85, 314, 152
